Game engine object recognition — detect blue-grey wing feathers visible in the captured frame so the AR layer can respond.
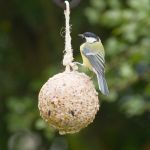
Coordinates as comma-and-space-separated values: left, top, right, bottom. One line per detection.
83, 47, 109, 95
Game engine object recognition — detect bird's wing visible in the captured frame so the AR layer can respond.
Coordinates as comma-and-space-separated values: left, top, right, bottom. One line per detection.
82, 47, 109, 95
82, 47, 105, 75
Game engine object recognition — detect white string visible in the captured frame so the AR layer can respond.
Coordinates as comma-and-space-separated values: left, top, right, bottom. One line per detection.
63, 1, 74, 71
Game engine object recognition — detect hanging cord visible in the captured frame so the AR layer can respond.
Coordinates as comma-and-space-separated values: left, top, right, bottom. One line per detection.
53, 0, 81, 9
63, 1, 77, 71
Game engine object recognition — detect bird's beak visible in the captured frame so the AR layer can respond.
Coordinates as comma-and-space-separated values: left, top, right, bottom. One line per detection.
78, 34, 84, 38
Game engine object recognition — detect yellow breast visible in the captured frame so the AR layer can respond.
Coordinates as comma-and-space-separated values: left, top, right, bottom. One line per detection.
80, 43, 93, 70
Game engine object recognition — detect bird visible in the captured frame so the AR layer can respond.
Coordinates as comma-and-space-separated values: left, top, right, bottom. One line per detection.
78, 32, 109, 95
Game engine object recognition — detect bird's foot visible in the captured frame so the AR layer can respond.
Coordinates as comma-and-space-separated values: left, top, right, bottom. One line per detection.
74, 62, 84, 66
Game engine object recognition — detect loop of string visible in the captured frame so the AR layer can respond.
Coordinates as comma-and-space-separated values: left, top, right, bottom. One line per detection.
53, 0, 81, 9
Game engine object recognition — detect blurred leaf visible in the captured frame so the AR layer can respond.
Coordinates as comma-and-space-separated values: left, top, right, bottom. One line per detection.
120, 95, 146, 117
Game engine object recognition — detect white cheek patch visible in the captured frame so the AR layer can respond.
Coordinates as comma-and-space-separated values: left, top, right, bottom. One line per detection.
86, 37, 97, 43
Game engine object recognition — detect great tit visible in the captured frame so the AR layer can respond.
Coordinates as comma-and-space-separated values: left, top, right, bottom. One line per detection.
78, 32, 109, 95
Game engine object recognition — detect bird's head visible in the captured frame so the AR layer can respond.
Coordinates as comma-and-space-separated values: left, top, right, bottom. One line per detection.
78, 32, 100, 43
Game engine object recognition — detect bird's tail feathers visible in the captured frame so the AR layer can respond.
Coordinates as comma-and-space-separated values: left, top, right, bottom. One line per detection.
96, 72, 109, 95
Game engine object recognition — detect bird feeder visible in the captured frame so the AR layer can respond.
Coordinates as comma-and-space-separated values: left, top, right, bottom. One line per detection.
38, 1, 99, 134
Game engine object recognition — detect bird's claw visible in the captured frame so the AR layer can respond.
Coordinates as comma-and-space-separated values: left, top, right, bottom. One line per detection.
74, 62, 83, 66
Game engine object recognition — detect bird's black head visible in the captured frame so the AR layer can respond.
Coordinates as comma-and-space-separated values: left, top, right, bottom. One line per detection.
78, 32, 100, 43
83, 32, 97, 38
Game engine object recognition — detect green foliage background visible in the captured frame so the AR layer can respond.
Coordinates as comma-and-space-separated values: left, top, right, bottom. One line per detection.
0, 0, 149, 150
